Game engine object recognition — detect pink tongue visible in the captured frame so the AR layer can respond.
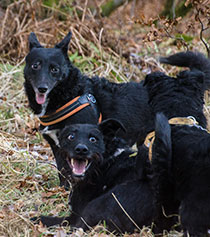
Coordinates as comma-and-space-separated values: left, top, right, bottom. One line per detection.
72, 160, 87, 176
36, 93, 46, 104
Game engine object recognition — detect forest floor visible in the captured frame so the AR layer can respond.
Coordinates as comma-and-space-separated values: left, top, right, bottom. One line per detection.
0, 0, 209, 236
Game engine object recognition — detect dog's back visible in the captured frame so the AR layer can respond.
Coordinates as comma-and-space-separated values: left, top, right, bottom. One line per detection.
144, 51, 210, 127
159, 51, 210, 88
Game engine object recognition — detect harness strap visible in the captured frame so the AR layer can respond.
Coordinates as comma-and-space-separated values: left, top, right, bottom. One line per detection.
39, 94, 102, 126
144, 116, 200, 162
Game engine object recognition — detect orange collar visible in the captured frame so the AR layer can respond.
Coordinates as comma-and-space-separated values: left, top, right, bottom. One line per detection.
39, 94, 102, 126
144, 116, 199, 162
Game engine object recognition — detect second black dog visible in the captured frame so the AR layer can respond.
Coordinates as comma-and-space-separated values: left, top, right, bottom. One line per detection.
144, 51, 210, 235
34, 119, 154, 234
154, 113, 210, 236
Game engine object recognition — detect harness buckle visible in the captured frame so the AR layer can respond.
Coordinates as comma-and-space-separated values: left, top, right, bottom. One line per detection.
87, 94, 96, 104
187, 116, 198, 125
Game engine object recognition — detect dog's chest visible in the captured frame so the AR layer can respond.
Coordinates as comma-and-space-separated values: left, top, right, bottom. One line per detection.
36, 100, 49, 117
41, 126, 60, 146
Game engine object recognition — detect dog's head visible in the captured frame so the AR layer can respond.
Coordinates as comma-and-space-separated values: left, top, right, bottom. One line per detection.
58, 119, 126, 181
24, 32, 72, 105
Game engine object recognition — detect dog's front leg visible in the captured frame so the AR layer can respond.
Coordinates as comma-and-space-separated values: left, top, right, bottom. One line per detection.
42, 133, 70, 189
31, 215, 65, 227
32, 214, 79, 228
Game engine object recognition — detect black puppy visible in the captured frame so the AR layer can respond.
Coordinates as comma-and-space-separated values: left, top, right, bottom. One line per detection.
24, 32, 153, 187
144, 51, 210, 235
35, 119, 154, 234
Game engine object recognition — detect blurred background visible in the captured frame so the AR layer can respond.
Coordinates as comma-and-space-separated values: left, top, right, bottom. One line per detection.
0, 0, 209, 63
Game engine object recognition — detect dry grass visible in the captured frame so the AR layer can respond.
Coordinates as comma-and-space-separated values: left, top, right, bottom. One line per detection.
0, 44, 159, 237
2, 47, 209, 237
0, 50, 161, 237
0, 0, 209, 236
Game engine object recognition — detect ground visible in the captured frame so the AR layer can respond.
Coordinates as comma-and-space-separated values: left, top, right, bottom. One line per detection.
0, 0, 209, 236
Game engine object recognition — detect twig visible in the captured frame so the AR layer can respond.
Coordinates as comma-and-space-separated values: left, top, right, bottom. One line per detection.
81, 0, 89, 23
112, 192, 141, 231
195, 7, 210, 58
158, 16, 189, 51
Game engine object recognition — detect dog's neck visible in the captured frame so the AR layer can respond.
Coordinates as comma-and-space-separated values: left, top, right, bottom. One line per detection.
36, 99, 49, 117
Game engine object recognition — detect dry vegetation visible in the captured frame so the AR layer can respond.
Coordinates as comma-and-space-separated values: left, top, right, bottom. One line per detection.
0, 0, 209, 236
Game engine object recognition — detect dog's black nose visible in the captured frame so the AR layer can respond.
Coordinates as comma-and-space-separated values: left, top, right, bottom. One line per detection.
75, 144, 89, 155
38, 87, 48, 93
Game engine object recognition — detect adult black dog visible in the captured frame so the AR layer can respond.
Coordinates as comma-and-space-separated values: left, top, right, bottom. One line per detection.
34, 119, 154, 234
154, 113, 210, 236
24, 32, 152, 187
143, 51, 210, 235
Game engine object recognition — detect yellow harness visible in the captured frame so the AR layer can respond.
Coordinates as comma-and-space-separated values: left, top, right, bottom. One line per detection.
144, 116, 200, 162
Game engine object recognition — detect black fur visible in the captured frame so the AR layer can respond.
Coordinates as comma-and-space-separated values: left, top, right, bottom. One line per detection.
33, 120, 154, 234
144, 71, 207, 128
144, 51, 210, 235
154, 113, 210, 236
24, 32, 153, 187
159, 51, 210, 89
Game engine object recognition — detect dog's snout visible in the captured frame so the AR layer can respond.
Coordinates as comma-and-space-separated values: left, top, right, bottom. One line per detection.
75, 144, 89, 155
38, 87, 48, 93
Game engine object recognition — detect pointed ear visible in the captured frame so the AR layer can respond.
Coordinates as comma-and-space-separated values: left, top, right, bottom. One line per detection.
55, 32, 72, 54
28, 32, 43, 51
99, 118, 126, 138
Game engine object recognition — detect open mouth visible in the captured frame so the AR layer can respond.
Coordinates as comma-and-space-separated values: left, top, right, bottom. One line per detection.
66, 157, 91, 177
36, 92, 47, 104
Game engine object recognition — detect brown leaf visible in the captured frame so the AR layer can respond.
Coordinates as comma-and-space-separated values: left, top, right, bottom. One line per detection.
41, 191, 55, 198
185, 0, 191, 7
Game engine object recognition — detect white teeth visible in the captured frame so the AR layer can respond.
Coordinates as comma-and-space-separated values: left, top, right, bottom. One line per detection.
71, 158, 74, 166
70, 159, 88, 167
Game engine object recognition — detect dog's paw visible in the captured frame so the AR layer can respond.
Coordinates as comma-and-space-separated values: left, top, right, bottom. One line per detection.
31, 215, 65, 227
30, 216, 41, 225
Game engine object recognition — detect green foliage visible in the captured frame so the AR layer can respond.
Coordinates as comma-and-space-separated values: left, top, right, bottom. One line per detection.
43, 0, 59, 7
101, 0, 130, 17
30, 132, 43, 144
161, 0, 192, 19
42, 0, 75, 19
175, 33, 194, 43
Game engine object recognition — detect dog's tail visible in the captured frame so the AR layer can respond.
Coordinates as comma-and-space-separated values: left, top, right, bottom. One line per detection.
160, 51, 210, 88
152, 113, 177, 226
153, 112, 172, 170
152, 112, 172, 198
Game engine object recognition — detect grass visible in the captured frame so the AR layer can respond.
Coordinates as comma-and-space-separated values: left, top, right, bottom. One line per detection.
0, 52, 156, 236
0, 61, 68, 236
1, 40, 210, 236
0, 0, 209, 235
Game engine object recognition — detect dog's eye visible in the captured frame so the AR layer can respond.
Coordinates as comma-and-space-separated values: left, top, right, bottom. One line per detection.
89, 137, 97, 143
51, 67, 59, 74
31, 62, 41, 70
68, 134, 75, 140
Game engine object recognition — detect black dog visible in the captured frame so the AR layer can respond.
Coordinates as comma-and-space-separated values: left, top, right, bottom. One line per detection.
34, 119, 154, 234
143, 51, 210, 235
24, 32, 153, 187
154, 113, 210, 236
